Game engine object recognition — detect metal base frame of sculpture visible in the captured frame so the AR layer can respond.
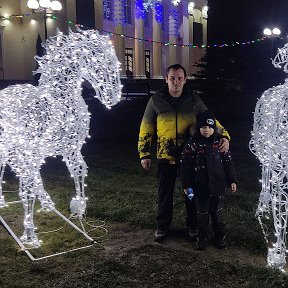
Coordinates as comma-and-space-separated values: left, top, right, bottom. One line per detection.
250, 43, 288, 271
0, 28, 122, 259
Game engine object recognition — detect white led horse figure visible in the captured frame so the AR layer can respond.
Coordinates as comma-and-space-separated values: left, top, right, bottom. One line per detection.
250, 44, 288, 271
0, 28, 122, 248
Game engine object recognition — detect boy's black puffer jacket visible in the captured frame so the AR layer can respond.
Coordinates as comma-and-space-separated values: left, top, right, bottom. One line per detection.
180, 134, 237, 196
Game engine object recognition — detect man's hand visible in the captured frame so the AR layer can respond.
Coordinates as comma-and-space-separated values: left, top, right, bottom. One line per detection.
141, 159, 151, 170
219, 138, 229, 153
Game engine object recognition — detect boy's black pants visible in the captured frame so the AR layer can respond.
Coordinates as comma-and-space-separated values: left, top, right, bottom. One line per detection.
184, 194, 198, 232
196, 194, 225, 240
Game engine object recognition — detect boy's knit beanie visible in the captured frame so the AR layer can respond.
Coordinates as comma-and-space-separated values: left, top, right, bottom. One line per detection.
197, 110, 216, 130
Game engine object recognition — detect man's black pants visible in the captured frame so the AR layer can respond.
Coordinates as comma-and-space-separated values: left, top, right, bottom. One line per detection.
156, 162, 197, 232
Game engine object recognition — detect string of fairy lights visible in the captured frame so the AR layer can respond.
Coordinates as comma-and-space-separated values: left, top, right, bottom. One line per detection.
0, 13, 280, 48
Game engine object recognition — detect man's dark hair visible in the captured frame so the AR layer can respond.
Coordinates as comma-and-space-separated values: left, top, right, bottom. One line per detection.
166, 64, 187, 78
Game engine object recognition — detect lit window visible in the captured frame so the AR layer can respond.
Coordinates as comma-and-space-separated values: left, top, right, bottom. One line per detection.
125, 48, 133, 78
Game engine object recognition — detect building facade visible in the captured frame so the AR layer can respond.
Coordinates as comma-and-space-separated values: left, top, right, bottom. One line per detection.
0, 0, 207, 80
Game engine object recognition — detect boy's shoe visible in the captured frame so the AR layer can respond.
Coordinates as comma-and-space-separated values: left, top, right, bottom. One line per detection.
196, 237, 207, 251
215, 236, 227, 249
188, 229, 198, 241
154, 229, 168, 242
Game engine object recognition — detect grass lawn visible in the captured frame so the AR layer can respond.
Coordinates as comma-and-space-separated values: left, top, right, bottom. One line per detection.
0, 83, 288, 287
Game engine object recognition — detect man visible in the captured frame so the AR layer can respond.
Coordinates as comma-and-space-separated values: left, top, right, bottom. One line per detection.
138, 64, 230, 242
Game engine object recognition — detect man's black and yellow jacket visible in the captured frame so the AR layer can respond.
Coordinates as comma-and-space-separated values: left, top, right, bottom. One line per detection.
138, 84, 230, 164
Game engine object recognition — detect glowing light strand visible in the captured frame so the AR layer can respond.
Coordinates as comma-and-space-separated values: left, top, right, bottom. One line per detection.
250, 44, 288, 271
0, 28, 122, 248
169, 8, 178, 37
113, 0, 125, 26
141, 0, 162, 12
154, 1, 163, 23
135, 0, 145, 19
143, 0, 153, 11
0, 13, 268, 48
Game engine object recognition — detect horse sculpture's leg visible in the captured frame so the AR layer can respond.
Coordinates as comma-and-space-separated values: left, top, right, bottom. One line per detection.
63, 152, 88, 219
0, 162, 6, 207
19, 174, 41, 248
267, 169, 288, 271
35, 173, 55, 211
256, 164, 272, 248
256, 164, 272, 217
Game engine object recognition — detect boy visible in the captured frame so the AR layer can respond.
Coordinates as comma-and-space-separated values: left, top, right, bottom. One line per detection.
180, 110, 237, 250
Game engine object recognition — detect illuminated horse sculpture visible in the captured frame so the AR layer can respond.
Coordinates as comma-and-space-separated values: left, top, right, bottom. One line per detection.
250, 44, 288, 271
0, 28, 122, 248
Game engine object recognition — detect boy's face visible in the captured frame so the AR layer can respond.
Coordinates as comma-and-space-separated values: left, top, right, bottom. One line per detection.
200, 126, 214, 138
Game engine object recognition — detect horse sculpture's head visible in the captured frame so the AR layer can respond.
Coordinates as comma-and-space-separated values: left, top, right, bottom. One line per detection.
272, 43, 288, 74
35, 28, 122, 108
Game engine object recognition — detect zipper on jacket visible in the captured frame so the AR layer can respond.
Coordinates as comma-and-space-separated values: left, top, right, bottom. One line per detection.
175, 107, 179, 165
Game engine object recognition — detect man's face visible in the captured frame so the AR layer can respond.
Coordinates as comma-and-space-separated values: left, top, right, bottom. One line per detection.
165, 68, 186, 97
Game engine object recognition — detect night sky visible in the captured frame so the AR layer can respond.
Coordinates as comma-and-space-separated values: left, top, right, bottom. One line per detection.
208, 0, 288, 43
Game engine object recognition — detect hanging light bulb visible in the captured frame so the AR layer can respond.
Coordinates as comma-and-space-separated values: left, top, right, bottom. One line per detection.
27, 0, 40, 9
263, 28, 272, 36
50, 1, 62, 11
188, 2, 195, 15
272, 28, 281, 36
171, 0, 181, 6
39, 0, 51, 9
202, 6, 208, 18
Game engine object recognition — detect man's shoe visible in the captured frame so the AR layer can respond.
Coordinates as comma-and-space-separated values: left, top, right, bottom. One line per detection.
215, 236, 227, 249
188, 229, 198, 241
154, 229, 168, 242
196, 237, 207, 251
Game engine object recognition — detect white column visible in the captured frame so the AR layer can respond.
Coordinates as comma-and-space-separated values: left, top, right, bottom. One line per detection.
135, 18, 145, 78
66, 0, 76, 23
113, 0, 126, 76
202, 17, 207, 45
168, 7, 178, 65
189, 14, 194, 75
182, 14, 190, 76
152, 6, 162, 78
94, 0, 103, 31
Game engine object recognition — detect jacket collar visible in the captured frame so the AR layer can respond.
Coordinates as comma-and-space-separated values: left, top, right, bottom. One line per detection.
157, 83, 192, 101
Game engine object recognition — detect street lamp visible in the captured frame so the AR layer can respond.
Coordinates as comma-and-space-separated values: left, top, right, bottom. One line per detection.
263, 27, 281, 57
27, 0, 62, 40
263, 27, 281, 37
